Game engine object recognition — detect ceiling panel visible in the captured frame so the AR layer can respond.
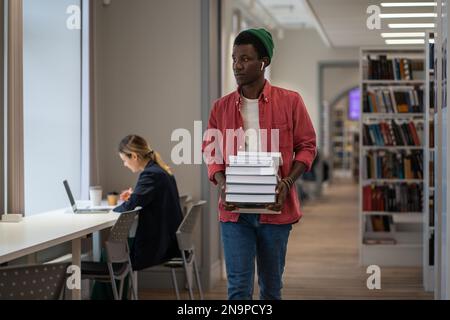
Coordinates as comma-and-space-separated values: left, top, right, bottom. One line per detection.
258, 0, 316, 28
236, 0, 316, 29
306, 0, 436, 47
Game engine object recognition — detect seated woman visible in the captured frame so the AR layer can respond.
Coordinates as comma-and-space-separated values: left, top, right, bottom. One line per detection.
113, 134, 183, 271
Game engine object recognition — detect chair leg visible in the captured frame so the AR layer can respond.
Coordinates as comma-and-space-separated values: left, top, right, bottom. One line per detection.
108, 264, 120, 300
193, 259, 203, 300
130, 271, 138, 300
110, 278, 119, 300
182, 252, 194, 300
127, 274, 132, 300
118, 278, 125, 300
171, 268, 181, 300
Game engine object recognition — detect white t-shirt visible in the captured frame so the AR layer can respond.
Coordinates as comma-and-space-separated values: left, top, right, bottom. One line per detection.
241, 97, 261, 152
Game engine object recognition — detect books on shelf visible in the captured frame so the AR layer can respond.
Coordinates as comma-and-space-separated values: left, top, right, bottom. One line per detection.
362, 120, 423, 146
365, 54, 424, 80
226, 152, 281, 214
362, 183, 423, 213
363, 238, 397, 245
364, 87, 423, 113
365, 150, 423, 180
366, 214, 395, 232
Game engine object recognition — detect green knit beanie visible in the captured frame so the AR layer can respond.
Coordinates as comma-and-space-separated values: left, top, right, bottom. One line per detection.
246, 28, 274, 60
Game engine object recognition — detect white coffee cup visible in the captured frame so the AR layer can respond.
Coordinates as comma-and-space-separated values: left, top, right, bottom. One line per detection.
89, 186, 103, 207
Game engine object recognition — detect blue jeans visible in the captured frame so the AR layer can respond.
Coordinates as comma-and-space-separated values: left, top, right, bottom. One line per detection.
221, 214, 292, 300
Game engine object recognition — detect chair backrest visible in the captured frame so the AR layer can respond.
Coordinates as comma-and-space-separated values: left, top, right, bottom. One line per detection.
0, 263, 69, 300
176, 201, 206, 251
108, 207, 141, 242
106, 207, 141, 264
179, 194, 193, 217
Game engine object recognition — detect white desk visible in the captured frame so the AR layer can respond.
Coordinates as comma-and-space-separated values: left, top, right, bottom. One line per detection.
0, 209, 120, 300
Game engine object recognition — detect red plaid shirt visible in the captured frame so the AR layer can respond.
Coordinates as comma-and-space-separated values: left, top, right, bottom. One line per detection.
203, 81, 317, 224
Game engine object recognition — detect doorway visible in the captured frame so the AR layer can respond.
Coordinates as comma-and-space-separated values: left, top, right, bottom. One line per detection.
319, 62, 359, 184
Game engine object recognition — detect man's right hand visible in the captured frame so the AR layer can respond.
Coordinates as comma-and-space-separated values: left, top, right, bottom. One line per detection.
215, 172, 237, 212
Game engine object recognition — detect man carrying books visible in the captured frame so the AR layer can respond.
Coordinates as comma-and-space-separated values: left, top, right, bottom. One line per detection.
203, 28, 317, 300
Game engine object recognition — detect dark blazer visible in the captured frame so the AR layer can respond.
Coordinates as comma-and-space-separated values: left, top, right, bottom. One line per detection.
114, 160, 183, 271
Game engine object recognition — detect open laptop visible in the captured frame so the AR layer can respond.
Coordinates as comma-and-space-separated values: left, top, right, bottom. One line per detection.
63, 180, 112, 214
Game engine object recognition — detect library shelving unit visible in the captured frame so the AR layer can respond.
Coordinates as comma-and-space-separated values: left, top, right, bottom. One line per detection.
423, 31, 435, 292
435, 0, 450, 300
331, 106, 358, 179
351, 129, 360, 182
331, 108, 346, 173
360, 47, 425, 266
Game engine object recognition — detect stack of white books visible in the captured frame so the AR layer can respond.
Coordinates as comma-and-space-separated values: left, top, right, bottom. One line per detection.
225, 152, 282, 214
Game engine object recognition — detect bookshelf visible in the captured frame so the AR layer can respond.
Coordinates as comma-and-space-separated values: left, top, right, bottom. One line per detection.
360, 48, 425, 266
423, 31, 435, 292
352, 131, 360, 182
331, 106, 358, 179
434, 0, 450, 300
331, 108, 346, 174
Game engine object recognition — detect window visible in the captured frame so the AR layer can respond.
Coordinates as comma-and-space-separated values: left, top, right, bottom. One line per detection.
0, 0, 4, 215
22, 0, 87, 215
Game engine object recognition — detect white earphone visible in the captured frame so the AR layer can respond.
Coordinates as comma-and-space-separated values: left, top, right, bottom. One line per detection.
261, 62, 265, 71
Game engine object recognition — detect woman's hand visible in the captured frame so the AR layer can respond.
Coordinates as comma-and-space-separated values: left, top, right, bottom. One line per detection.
120, 188, 133, 201
266, 181, 289, 212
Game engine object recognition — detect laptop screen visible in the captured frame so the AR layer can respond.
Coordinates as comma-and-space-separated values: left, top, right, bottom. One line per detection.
63, 180, 77, 211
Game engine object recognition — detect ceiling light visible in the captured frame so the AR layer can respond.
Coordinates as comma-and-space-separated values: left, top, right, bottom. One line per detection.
381, 2, 437, 7
388, 23, 435, 28
381, 32, 426, 37
380, 13, 437, 18
385, 39, 425, 44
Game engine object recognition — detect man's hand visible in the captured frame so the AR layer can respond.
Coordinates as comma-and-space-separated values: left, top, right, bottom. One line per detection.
266, 181, 289, 212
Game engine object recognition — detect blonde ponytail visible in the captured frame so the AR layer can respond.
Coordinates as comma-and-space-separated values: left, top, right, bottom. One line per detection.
119, 135, 173, 176
152, 151, 173, 176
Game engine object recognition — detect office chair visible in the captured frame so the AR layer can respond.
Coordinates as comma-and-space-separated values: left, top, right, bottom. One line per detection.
0, 263, 70, 300
81, 207, 141, 300
164, 200, 206, 300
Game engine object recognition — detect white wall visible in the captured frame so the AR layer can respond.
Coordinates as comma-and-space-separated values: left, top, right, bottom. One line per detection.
323, 68, 359, 103
221, 0, 237, 96
270, 29, 359, 144
94, 0, 202, 201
